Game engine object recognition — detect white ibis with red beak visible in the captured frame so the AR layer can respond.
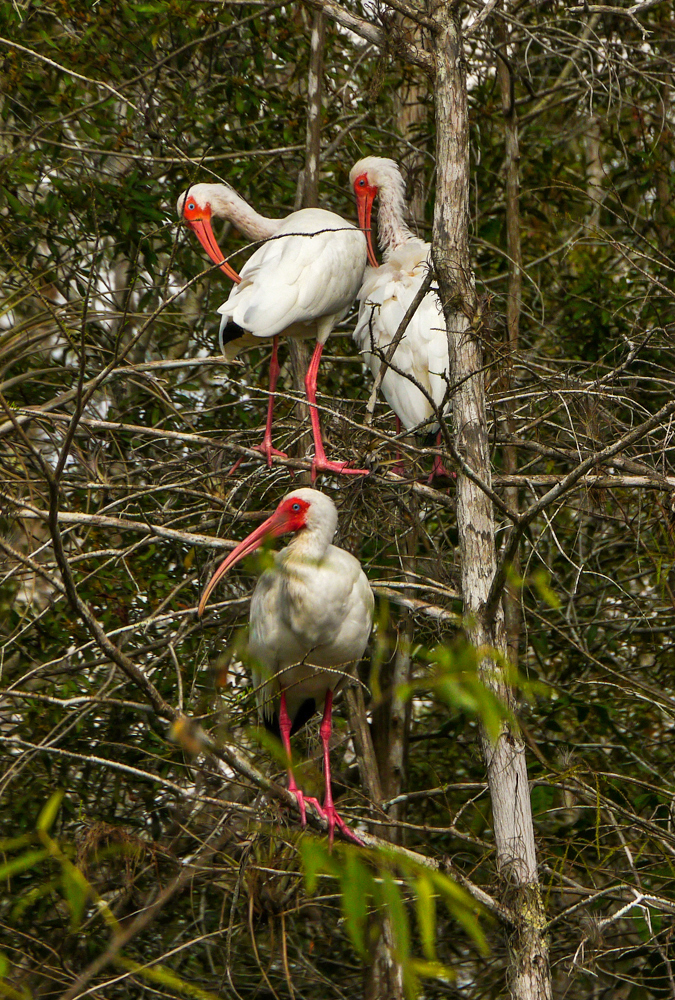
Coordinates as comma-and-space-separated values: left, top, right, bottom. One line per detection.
198, 488, 373, 844
349, 157, 452, 480
178, 183, 369, 480
177, 183, 287, 464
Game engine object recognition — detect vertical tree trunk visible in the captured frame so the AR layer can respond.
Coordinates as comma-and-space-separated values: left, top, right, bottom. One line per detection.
297, 10, 325, 210
495, 13, 522, 670
584, 117, 603, 228
291, 10, 327, 477
364, 527, 413, 999
393, 27, 428, 227
371, 502, 417, 845
430, 4, 552, 998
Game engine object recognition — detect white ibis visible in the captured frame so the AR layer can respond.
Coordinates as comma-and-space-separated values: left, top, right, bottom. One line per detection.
177, 183, 286, 464
198, 488, 373, 844
349, 157, 452, 480
178, 183, 369, 480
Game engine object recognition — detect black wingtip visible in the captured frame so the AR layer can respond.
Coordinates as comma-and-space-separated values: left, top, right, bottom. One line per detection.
262, 697, 317, 740
221, 321, 246, 346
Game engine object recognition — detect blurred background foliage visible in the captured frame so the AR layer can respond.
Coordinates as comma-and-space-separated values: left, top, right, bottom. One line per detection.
1, 0, 675, 997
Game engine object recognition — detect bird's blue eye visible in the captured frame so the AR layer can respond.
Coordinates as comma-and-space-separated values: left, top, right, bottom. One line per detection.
187, 202, 195, 210
292, 503, 301, 511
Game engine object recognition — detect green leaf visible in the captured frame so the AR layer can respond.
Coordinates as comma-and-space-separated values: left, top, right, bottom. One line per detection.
36, 791, 64, 832
531, 569, 561, 610
11, 877, 61, 921
300, 839, 333, 894
340, 852, 371, 958
62, 867, 88, 930
429, 871, 489, 955
0, 849, 49, 881
380, 871, 415, 999
116, 957, 224, 1000
414, 875, 436, 961
409, 958, 454, 982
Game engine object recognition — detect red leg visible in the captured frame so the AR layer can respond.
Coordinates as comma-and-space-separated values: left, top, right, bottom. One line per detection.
252, 336, 288, 466
226, 337, 287, 475
319, 690, 364, 847
427, 431, 455, 484
392, 416, 406, 477
279, 690, 322, 828
304, 341, 369, 482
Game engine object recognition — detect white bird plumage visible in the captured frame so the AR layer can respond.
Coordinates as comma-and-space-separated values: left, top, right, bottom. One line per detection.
198, 488, 373, 844
217, 207, 367, 354
178, 182, 369, 479
349, 157, 452, 473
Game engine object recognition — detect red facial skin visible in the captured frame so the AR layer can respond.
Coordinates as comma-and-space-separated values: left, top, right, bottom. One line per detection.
182, 196, 241, 284
198, 497, 310, 616
353, 173, 379, 268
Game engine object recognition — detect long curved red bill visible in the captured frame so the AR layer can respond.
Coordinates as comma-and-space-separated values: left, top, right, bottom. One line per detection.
198, 509, 289, 616
188, 218, 241, 284
355, 190, 379, 268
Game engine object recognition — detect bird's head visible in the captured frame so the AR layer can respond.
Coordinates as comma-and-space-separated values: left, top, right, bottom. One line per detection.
198, 489, 336, 616
350, 157, 406, 267
177, 184, 241, 284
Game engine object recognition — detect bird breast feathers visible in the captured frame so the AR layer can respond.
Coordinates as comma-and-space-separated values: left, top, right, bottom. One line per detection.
250, 546, 373, 667
352, 255, 450, 429
217, 211, 367, 337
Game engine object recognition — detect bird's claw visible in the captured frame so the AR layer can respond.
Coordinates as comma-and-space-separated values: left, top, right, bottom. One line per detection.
323, 805, 365, 848
291, 790, 363, 846
252, 441, 289, 467
291, 789, 323, 829
426, 456, 455, 487
225, 442, 289, 477
311, 459, 370, 482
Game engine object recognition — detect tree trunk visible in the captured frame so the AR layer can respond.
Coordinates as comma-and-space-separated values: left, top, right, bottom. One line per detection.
291, 10, 327, 479
431, 4, 552, 997
495, 12, 522, 670
393, 24, 428, 228
297, 9, 325, 210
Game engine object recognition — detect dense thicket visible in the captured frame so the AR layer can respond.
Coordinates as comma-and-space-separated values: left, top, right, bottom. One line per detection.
1, 2, 675, 998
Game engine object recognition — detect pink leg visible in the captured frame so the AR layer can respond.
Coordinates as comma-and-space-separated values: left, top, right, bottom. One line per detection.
226, 337, 287, 475
252, 337, 288, 466
392, 416, 406, 478
427, 431, 455, 484
319, 690, 364, 847
304, 342, 369, 482
279, 690, 322, 828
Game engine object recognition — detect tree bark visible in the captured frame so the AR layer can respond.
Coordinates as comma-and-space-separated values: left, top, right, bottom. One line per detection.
291, 9, 327, 479
430, 4, 552, 998
495, 12, 522, 670
297, 9, 325, 211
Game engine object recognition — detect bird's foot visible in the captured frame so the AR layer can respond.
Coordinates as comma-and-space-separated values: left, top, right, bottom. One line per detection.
322, 804, 365, 848
427, 455, 455, 487
252, 440, 288, 468
225, 442, 288, 477
226, 456, 244, 477
311, 458, 370, 482
290, 788, 324, 829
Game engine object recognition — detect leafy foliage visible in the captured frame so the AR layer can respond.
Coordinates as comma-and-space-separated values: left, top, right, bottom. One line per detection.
2, 1, 675, 998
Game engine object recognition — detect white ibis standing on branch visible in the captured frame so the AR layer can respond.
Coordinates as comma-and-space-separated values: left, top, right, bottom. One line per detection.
177, 182, 285, 464
178, 183, 369, 480
198, 488, 373, 844
349, 157, 452, 480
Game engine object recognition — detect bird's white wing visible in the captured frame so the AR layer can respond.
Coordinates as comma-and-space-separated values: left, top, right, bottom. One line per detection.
353, 243, 450, 431
218, 208, 367, 338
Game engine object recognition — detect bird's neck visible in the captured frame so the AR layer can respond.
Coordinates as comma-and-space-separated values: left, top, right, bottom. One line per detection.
211, 189, 283, 242
282, 528, 332, 566
377, 178, 414, 253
